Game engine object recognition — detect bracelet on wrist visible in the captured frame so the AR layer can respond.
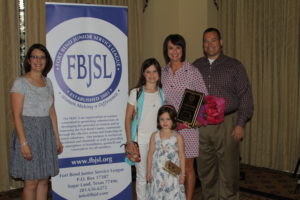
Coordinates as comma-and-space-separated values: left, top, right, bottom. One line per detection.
21, 141, 28, 146
126, 141, 133, 145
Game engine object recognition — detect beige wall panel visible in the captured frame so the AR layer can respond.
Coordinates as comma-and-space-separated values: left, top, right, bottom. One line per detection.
143, 0, 179, 65
178, 0, 207, 62
143, 0, 218, 65
207, 0, 219, 29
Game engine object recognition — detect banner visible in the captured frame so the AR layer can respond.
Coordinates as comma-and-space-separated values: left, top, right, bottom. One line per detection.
46, 3, 130, 199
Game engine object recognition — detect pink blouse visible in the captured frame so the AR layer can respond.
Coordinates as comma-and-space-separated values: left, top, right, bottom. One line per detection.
161, 61, 208, 158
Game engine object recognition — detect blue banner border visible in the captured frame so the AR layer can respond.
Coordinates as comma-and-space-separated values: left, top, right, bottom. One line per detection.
46, 3, 128, 35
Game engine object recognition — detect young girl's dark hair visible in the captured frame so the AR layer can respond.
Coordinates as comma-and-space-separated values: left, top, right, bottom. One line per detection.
157, 105, 178, 130
135, 58, 162, 88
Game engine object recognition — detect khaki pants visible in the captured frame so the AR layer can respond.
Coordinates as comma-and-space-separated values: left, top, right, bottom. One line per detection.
196, 113, 240, 200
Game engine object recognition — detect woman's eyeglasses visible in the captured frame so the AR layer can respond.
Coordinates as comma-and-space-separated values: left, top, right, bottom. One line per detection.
30, 55, 46, 60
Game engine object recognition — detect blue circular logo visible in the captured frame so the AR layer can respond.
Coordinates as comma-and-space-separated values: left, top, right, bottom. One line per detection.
54, 33, 122, 103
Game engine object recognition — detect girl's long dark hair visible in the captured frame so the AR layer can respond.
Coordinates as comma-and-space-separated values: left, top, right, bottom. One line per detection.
135, 58, 162, 89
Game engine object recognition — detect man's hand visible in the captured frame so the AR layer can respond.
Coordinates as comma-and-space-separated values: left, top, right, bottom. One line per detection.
231, 125, 244, 141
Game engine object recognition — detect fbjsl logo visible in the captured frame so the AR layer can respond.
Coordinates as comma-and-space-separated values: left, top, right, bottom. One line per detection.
67, 54, 111, 87
54, 33, 122, 103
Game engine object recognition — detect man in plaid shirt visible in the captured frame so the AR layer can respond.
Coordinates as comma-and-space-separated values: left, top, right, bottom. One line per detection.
193, 28, 254, 200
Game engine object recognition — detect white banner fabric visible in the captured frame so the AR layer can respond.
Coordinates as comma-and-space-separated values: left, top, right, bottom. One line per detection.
46, 3, 131, 200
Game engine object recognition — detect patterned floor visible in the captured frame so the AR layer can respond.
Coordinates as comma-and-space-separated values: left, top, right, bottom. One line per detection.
132, 164, 300, 200
239, 164, 300, 200
0, 164, 299, 200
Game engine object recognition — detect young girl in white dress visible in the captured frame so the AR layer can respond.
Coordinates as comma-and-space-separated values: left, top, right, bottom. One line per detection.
147, 105, 186, 200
